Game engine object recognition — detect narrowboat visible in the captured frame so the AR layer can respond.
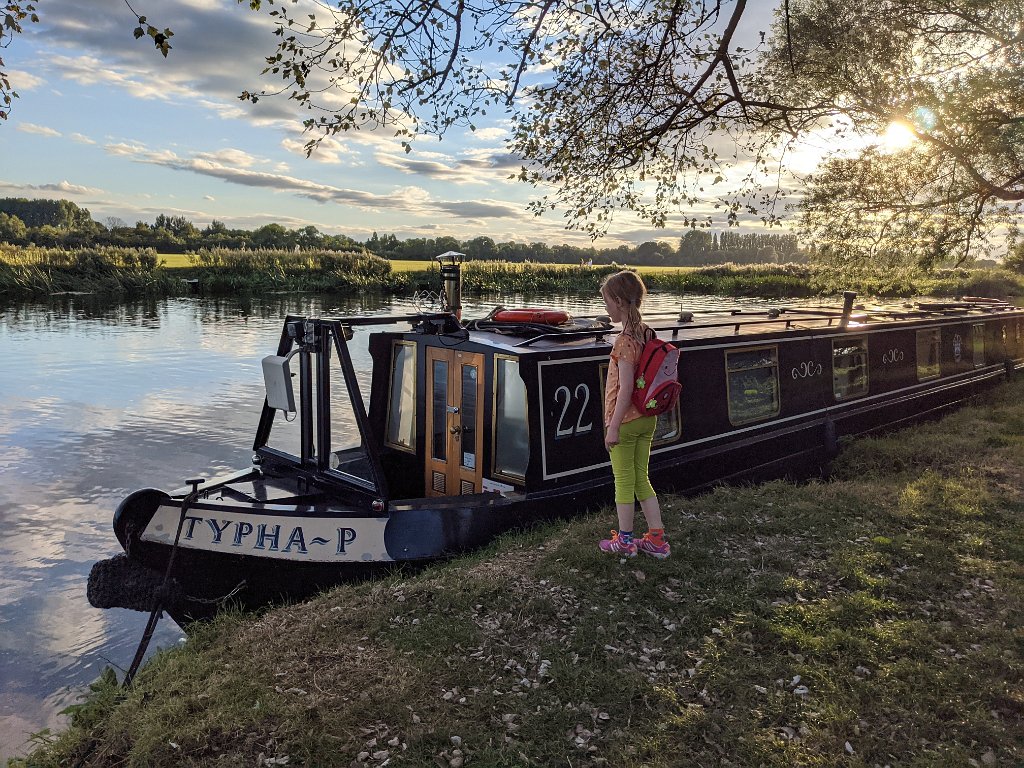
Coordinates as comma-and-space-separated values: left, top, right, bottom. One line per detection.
88, 254, 1024, 619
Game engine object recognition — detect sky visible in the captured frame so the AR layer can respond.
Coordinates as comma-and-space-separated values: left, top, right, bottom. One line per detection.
0, 0, 783, 247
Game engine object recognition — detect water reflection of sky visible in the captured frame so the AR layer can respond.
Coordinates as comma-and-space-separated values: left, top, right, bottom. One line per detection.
0, 290, 793, 761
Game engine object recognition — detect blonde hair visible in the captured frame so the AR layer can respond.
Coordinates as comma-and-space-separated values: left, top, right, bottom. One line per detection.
601, 270, 647, 342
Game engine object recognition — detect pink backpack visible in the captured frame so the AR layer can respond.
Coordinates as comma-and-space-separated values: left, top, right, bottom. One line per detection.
631, 332, 682, 416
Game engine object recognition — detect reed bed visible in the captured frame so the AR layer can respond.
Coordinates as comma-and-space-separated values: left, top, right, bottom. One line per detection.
455, 261, 820, 298
0, 244, 180, 297
4, 243, 1024, 300
183, 248, 407, 294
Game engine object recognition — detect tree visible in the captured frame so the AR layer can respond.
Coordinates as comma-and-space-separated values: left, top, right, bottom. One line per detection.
251, 222, 293, 250
1005, 242, 1024, 274
295, 224, 323, 251
463, 236, 497, 261
0, 211, 27, 243
0, 197, 94, 229
763, 1, 1024, 277
240, 0, 1021, 277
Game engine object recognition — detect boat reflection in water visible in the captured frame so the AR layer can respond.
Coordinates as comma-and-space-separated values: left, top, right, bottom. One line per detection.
88, 255, 1024, 621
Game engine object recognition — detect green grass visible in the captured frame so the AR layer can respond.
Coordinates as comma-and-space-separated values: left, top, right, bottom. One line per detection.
14, 379, 1024, 767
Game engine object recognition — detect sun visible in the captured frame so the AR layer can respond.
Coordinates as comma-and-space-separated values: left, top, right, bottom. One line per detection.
878, 121, 918, 153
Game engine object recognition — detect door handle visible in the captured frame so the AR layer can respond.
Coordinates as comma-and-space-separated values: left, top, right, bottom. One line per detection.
449, 424, 462, 434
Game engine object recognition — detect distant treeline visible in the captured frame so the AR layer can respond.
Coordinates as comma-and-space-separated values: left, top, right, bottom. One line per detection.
0, 196, 807, 267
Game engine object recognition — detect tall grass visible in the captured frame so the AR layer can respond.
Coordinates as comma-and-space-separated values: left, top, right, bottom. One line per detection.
183, 248, 408, 294
0, 244, 181, 297
455, 261, 821, 298
5, 243, 1024, 300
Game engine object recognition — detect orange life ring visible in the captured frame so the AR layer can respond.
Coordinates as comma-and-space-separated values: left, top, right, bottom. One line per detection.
491, 308, 571, 325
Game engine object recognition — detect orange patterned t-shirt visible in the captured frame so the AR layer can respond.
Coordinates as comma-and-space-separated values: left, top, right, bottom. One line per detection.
604, 330, 647, 427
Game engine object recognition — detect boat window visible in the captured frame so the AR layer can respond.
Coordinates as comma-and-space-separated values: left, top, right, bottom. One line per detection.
833, 337, 868, 400
385, 341, 416, 453
327, 344, 375, 487
653, 406, 681, 444
493, 356, 528, 480
460, 363, 479, 471
725, 346, 780, 426
972, 323, 985, 368
916, 328, 941, 380
430, 358, 449, 462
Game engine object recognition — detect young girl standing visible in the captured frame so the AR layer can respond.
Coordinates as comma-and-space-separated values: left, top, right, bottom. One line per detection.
598, 271, 671, 559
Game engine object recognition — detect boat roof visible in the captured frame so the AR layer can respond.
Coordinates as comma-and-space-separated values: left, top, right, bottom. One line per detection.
324, 299, 1024, 356
459, 299, 1024, 354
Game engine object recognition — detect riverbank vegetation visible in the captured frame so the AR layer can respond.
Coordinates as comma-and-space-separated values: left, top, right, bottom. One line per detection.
0, 244, 185, 297
4, 243, 1024, 302
14, 371, 1023, 767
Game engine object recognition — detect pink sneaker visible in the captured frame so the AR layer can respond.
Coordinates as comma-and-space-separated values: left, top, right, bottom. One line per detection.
637, 533, 670, 559
599, 530, 637, 557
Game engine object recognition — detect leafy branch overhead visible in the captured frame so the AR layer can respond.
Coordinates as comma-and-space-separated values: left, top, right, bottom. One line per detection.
238, 0, 1022, 271
1, 1, 38, 120
125, 1, 173, 57
2, 0, 1021, 279
1, 1, 173, 123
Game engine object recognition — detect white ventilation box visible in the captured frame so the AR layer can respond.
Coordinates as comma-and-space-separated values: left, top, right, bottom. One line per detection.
262, 355, 296, 412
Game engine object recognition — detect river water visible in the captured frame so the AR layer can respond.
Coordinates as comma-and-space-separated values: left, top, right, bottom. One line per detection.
0, 289, 792, 761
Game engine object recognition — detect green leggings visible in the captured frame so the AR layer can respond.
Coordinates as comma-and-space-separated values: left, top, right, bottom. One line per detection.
608, 415, 657, 505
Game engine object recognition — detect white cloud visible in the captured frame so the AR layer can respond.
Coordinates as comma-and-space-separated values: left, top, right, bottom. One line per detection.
7, 69, 43, 90
16, 122, 61, 137
281, 136, 351, 164
193, 147, 263, 168
0, 179, 102, 196
100, 140, 533, 224
47, 54, 191, 103
471, 126, 507, 141
69, 132, 96, 144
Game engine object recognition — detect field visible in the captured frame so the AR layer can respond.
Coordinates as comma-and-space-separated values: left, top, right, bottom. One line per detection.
156, 254, 697, 274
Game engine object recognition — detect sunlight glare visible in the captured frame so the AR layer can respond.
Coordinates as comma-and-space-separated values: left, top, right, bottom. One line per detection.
879, 121, 917, 152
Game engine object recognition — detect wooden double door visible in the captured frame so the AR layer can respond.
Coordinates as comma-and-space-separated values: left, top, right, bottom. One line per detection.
425, 348, 485, 496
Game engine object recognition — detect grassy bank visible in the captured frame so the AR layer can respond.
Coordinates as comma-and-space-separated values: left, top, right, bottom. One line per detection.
0, 244, 186, 297
180, 249, 405, 293
15, 381, 1023, 767
6, 244, 1024, 301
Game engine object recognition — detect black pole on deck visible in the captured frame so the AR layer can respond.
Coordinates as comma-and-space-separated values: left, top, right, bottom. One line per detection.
122, 478, 205, 688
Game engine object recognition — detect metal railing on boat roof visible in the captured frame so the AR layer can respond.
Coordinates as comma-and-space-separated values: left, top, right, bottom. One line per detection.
512, 301, 1021, 348
514, 313, 844, 347
329, 312, 453, 327
314, 301, 1017, 344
